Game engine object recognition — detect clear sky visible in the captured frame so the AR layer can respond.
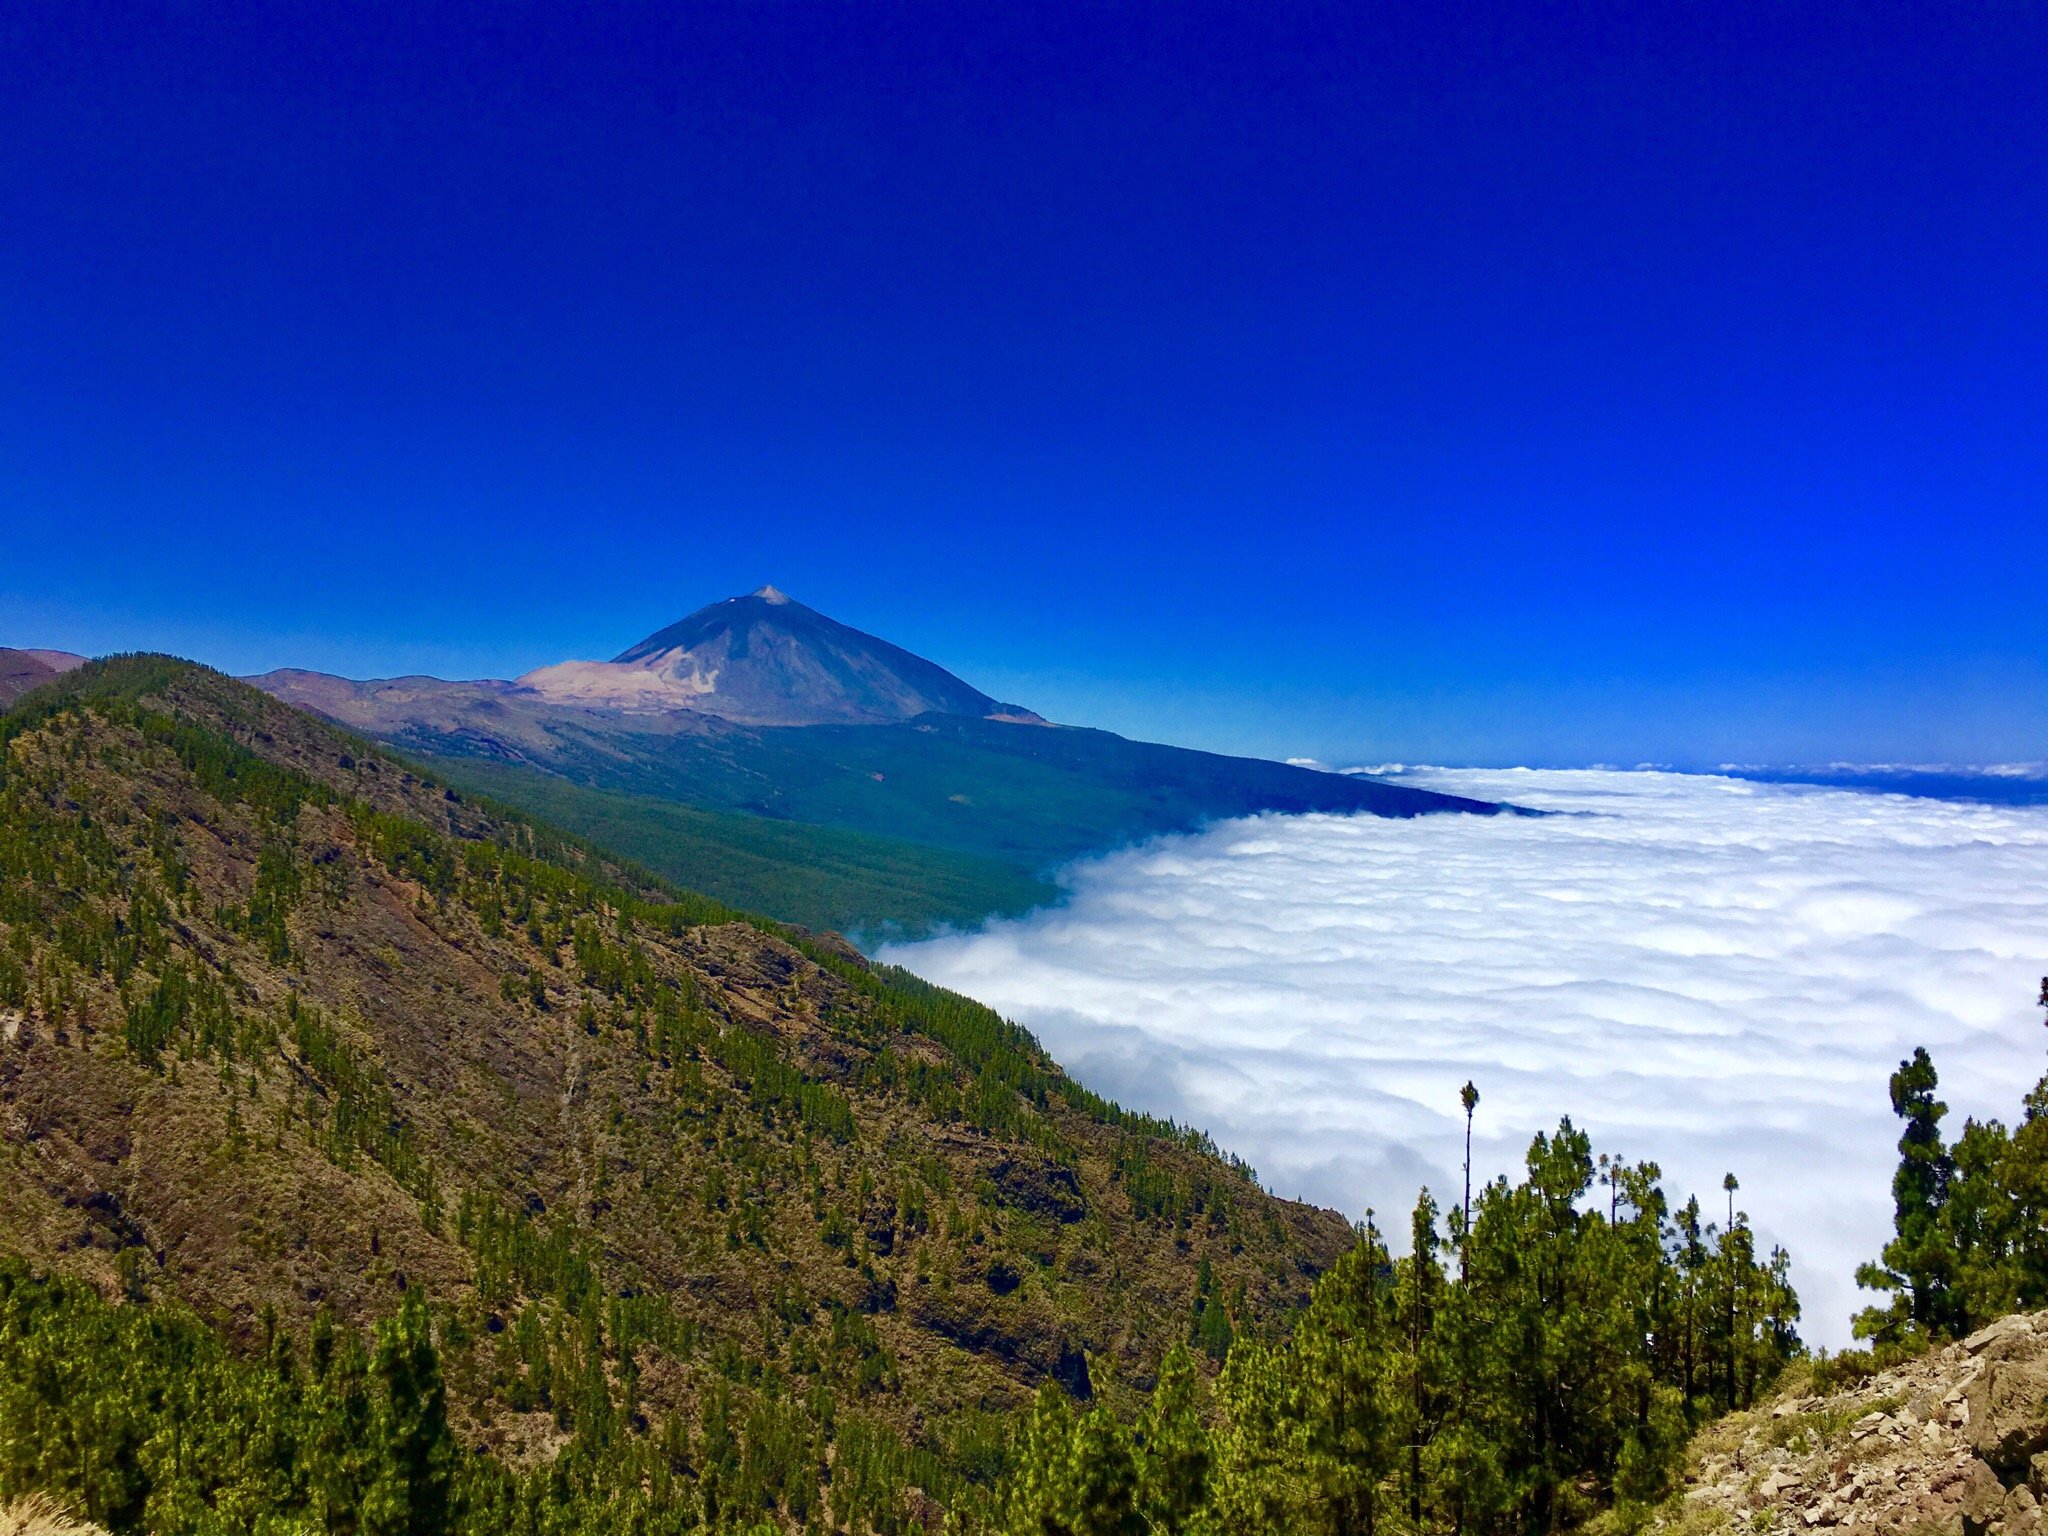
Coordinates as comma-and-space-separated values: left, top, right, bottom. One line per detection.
4, 3, 2043, 767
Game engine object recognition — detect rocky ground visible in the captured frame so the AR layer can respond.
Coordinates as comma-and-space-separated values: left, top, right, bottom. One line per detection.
1657, 1312, 2048, 1535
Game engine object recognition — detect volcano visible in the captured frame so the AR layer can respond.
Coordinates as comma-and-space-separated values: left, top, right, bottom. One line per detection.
515, 586, 1043, 727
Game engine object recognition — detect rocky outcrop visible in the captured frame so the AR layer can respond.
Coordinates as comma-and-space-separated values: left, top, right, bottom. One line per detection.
1659, 1312, 2048, 1535
988, 1154, 1089, 1223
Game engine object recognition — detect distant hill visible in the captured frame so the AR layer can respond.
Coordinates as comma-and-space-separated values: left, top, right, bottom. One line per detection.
0, 647, 83, 706
252, 590, 1501, 936
0, 654, 1352, 1526
1728, 763, 2048, 808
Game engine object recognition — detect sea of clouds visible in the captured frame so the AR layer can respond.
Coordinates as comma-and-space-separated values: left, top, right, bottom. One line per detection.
879, 769, 2048, 1347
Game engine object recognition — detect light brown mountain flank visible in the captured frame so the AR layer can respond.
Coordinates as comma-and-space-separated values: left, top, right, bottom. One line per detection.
0, 648, 84, 707
0, 655, 1349, 1470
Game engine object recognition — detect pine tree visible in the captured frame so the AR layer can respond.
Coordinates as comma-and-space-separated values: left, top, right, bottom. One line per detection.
1002, 1385, 1145, 1536
1136, 1346, 1212, 1535
1190, 1258, 1233, 1363
1210, 1339, 1309, 1536
313, 1330, 376, 1536
1722, 1173, 1740, 1404
1854, 1047, 1962, 1339
1293, 1223, 1396, 1535
1067, 1408, 1144, 1536
1457, 1082, 1478, 1283
1399, 1191, 1443, 1532
364, 1289, 453, 1536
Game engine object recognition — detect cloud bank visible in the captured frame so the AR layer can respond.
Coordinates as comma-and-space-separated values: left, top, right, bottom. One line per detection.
879, 769, 2048, 1346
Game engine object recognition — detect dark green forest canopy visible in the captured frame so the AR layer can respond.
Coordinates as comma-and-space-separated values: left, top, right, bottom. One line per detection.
433, 759, 1058, 940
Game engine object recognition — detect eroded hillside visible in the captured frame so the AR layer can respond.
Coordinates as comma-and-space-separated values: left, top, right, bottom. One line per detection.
0, 657, 1350, 1523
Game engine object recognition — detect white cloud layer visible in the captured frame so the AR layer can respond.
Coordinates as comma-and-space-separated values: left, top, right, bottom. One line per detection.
879, 770, 2048, 1347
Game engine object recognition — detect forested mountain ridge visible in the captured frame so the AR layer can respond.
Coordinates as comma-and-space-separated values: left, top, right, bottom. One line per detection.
0, 655, 1351, 1530
994, 1123, 1804, 1536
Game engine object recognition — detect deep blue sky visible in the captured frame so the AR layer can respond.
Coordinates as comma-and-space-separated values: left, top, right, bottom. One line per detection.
4, 3, 2043, 767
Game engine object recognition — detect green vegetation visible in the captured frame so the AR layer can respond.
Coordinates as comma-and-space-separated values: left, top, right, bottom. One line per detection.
994, 1125, 1798, 1536
0, 1242, 1008, 1535
33, 653, 2048, 1536
253, 601, 1501, 935
551, 711, 1487, 870
0, 656, 1350, 1533
0, 654, 1825, 1536
1855, 979, 2048, 1343
435, 759, 1058, 939
0, 1261, 706, 1535
370, 706, 1494, 938
0, 1123, 1800, 1536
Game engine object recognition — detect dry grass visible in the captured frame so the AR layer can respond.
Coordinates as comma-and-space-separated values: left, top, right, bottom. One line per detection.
0, 1493, 110, 1536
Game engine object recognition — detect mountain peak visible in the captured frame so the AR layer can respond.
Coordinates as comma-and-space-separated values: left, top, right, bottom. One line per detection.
514, 591, 1044, 727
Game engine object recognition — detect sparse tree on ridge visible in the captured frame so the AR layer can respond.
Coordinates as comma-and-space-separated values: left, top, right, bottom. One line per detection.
1854, 1047, 1962, 1339
1458, 1082, 1479, 1283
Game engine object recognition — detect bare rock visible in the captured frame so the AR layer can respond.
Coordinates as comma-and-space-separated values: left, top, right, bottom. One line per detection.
1651, 1308, 2048, 1536
1967, 1315, 2040, 1359
1965, 1356, 2048, 1473
1962, 1455, 2007, 1533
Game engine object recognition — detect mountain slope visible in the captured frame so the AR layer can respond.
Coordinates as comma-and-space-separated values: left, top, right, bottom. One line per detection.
519, 586, 1042, 726
265, 698, 1498, 935
254, 663, 1492, 870
251, 589, 1501, 934
0, 648, 84, 706
0, 656, 1352, 1526
478, 708, 1497, 870
434, 758, 1060, 936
